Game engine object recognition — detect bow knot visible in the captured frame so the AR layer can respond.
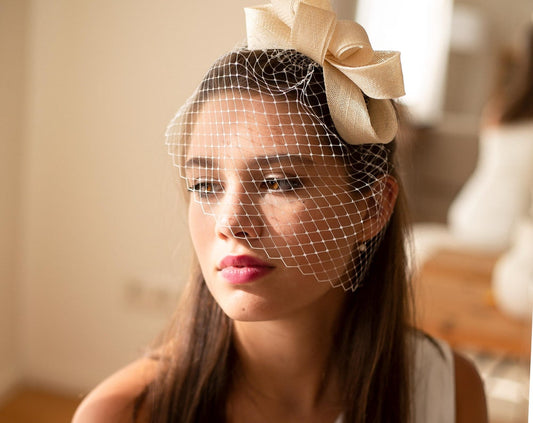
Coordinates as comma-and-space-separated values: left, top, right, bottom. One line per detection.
245, 0, 405, 145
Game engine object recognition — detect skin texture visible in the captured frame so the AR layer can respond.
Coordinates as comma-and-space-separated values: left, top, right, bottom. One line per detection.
454, 352, 489, 423
184, 94, 393, 287
186, 95, 374, 321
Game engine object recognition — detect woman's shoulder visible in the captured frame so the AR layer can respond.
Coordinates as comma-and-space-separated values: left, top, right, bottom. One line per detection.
72, 356, 160, 423
453, 351, 488, 423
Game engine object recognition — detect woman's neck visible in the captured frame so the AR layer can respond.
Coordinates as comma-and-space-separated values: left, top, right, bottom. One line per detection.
230, 297, 345, 417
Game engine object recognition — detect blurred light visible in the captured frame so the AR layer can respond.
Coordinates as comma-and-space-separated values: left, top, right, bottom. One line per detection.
450, 4, 486, 53
356, 0, 453, 125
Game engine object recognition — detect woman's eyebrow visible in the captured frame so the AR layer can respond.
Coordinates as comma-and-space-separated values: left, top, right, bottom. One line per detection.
184, 156, 217, 169
252, 154, 316, 168
184, 154, 317, 170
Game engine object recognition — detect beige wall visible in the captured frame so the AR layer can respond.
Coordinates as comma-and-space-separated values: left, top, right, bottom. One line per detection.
18, 0, 262, 393
0, 0, 27, 396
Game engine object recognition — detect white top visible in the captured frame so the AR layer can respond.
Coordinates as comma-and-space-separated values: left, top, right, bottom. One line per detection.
335, 334, 455, 423
448, 121, 533, 250
411, 335, 455, 423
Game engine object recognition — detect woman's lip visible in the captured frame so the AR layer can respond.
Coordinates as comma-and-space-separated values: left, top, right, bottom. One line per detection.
218, 255, 275, 284
220, 266, 274, 284
218, 254, 273, 269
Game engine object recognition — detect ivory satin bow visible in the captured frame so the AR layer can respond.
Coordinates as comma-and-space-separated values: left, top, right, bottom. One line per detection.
245, 0, 405, 145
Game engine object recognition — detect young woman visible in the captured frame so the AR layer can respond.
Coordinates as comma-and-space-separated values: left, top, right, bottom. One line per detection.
73, 1, 487, 422
449, 19, 533, 249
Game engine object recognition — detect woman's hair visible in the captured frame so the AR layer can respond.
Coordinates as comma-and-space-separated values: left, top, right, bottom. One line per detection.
492, 21, 533, 124
137, 49, 414, 423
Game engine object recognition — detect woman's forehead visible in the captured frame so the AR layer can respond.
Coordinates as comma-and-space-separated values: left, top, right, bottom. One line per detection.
188, 93, 339, 164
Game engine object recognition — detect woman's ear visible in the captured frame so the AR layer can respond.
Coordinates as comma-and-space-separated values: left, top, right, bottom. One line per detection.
359, 175, 399, 241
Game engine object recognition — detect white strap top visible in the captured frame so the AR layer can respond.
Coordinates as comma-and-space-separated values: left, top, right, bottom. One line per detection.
334, 335, 455, 423
412, 335, 455, 422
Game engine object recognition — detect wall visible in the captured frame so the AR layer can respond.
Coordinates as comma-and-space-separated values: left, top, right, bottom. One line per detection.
19, 0, 262, 394
0, 0, 27, 397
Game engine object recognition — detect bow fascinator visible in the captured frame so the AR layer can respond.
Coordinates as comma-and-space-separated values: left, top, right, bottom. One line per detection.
245, 0, 405, 145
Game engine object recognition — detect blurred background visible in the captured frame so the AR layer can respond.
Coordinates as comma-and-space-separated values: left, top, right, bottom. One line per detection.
1, 0, 531, 422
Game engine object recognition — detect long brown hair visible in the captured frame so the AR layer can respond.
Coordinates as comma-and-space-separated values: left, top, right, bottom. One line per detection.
138, 50, 414, 423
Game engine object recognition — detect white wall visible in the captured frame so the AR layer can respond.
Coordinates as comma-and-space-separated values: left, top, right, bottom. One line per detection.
0, 0, 27, 397
19, 0, 262, 394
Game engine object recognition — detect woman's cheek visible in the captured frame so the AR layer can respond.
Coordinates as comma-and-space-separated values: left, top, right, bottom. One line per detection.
188, 202, 213, 255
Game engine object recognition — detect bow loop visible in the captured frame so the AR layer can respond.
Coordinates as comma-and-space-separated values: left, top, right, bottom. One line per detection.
291, 2, 336, 64
270, 0, 297, 27
245, 5, 292, 50
245, 0, 405, 145
330, 51, 405, 99
327, 21, 373, 65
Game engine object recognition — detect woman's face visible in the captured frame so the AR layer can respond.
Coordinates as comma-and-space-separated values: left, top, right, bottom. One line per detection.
184, 94, 383, 321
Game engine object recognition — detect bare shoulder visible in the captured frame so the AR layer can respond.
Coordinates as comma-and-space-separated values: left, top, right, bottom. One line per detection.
72, 357, 159, 423
453, 351, 488, 423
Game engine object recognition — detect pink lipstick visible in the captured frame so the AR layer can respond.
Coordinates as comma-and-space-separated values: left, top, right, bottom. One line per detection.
218, 255, 274, 284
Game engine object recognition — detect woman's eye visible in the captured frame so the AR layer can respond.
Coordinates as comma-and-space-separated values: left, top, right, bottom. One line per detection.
262, 177, 303, 192
188, 181, 222, 196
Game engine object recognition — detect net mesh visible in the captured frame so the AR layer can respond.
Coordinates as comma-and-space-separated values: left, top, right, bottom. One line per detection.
166, 49, 394, 291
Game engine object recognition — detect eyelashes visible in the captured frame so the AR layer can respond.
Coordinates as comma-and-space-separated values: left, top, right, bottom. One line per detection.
261, 177, 303, 191
188, 180, 223, 197
187, 176, 304, 198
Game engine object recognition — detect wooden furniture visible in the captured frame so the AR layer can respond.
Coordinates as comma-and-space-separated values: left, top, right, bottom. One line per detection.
415, 249, 531, 361
0, 388, 81, 423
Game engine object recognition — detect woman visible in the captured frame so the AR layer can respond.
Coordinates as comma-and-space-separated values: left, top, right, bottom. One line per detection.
449, 19, 533, 320
449, 19, 533, 250
73, 1, 487, 422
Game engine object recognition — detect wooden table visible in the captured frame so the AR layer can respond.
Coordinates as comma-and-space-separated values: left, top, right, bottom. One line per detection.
415, 249, 531, 361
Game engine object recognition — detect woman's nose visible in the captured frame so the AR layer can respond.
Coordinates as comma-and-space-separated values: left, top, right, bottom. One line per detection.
214, 187, 264, 240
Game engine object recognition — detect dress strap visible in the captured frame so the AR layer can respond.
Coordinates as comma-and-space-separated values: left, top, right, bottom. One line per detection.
412, 335, 455, 423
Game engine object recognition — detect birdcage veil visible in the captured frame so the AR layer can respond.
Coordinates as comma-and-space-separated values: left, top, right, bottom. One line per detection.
166, 0, 404, 291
